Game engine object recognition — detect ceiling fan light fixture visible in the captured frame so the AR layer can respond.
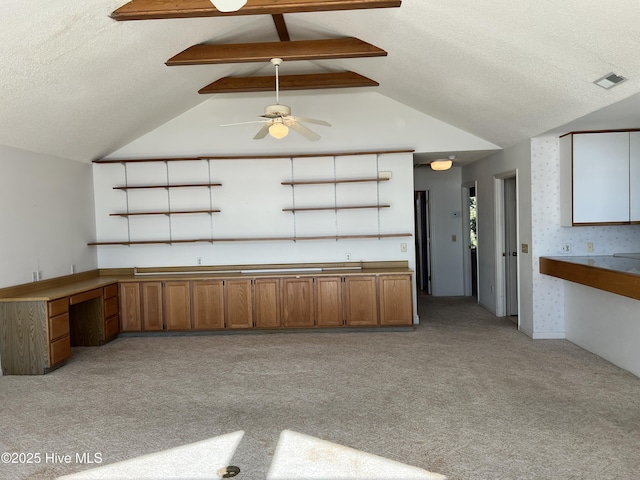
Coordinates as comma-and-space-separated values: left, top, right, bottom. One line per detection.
210, 0, 247, 12
269, 122, 289, 139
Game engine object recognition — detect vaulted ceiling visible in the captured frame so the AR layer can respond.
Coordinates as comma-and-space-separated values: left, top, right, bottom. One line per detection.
1, 0, 639, 162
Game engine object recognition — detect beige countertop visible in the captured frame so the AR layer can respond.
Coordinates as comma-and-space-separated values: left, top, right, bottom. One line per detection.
0, 264, 413, 302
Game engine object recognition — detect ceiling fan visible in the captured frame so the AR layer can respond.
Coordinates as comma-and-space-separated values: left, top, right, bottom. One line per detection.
221, 58, 331, 141
209, 0, 247, 12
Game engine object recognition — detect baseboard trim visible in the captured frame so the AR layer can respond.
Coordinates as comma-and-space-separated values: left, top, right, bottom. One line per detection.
532, 332, 566, 340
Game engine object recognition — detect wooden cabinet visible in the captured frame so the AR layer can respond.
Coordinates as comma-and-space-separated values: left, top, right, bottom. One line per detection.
120, 282, 142, 332
47, 298, 71, 367
315, 276, 344, 327
378, 275, 413, 325
142, 282, 163, 331
192, 280, 225, 329
254, 278, 281, 328
344, 276, 378, 326
282, 277, 314, 327
630, 132, 640, 223
164, 281, 192, 330
561, 131, 639, 225
226, 279, 252, 329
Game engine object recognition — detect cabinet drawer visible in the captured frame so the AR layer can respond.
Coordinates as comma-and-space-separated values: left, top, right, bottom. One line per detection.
105, 315, 119, 339
70, 288, 102, 305
48, 313, 70, 341
104, 296, 119, 318
50, 335, 71, 366
48, 298, 69, 317
104, 284, 118, 299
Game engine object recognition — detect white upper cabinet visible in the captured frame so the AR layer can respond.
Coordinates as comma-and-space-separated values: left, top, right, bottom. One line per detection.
630, 132, 640, 223
561, 131, 633, 226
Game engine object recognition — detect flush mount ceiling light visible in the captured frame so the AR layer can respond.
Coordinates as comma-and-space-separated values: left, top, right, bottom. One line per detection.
431, 155, 455, 171
210, 0, 247, 12
594, 72, 627, 89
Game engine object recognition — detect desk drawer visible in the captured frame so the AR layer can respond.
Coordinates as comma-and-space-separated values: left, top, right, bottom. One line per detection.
105, 316, 119, 339
48, 298, 69, 317
50, 335, 71, 366
104, 296, 119, 318
104, 284, 118, 299
70, 288, 102, 305
49, 313, 70, 341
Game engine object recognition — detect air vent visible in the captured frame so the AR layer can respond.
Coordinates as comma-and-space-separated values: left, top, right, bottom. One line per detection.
594, 72, 627, 89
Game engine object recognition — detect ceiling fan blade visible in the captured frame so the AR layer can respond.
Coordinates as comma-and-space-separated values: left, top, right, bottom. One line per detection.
294, 117, 331, 127
253, 123, 271, 139
220, 120, 267, 127
289, 121, 321, 141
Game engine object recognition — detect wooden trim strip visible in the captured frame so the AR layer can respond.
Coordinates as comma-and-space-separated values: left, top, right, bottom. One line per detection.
93, 149, 414, 163
110, 210, 221, 217
113, 183, 222, 190
283, 204, 390, 212
560, 128, 640, 138
282, 177, 389, 185
199, 72, 378, 94
167, 38, 386, 66
88, 233, 412, 246
111, 0, 402, 21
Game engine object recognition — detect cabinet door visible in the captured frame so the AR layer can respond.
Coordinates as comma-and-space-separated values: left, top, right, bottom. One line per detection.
192, 280, 225, 330
344, 276, 378, 326
316, 276, 344, 327
225, 279, 252, 329
164, 281, 191, 330
282, 277, 314, 327
119, 283, 141, 332
572, 132, 630, 224
141, 282, 163, 331
378, 275, 413, 325
631, 132, 640, 223
254, 278, 281, 328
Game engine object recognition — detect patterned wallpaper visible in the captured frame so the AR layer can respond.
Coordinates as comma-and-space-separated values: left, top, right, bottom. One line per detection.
531, 136, 640, 337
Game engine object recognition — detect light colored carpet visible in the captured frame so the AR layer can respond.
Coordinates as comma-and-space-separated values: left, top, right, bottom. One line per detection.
1, 295, 639, 480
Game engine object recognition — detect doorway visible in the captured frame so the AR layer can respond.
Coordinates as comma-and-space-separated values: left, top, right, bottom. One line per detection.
462, 182, 478, 300
494, 172, 519, 320
414, 191, 431, 295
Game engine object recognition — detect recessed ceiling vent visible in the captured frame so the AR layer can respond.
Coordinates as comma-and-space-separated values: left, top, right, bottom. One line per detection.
594, 72, 627, 89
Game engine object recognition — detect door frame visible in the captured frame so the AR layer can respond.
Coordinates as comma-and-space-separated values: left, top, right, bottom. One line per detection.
493, 170, 520, 321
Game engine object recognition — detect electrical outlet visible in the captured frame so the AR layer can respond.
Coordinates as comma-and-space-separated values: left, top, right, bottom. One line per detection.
32, 271, 38, 282
345, 253, 351, 261
38, 271, 43, 281
587, 242, 594, 253
400, 243, 407, 252
71, 264, 76, 274
197, 257, 203, 265
558, 243, 571, 254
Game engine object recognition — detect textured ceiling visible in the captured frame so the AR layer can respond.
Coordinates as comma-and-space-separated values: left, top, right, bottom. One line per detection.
1, 0, 639, 162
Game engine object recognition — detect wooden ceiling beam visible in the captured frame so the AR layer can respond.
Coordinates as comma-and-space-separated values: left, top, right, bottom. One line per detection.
112, 0, 402, 21
167, 37, 386, 66
199, 71, 379, 94
272, 14, 290, 42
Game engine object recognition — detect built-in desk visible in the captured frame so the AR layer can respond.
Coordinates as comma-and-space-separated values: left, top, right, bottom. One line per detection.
0, 261, 414, 375
0, 274, 121, 375
539, 255, 640, 301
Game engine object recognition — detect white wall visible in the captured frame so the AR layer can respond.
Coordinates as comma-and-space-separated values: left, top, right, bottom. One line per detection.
565, 283, 640, 377
0, 145, 97, 288
461, 141, 533, 334
413, 166, 465, 296
94, 90, 499, 323
530, 135, 640, 338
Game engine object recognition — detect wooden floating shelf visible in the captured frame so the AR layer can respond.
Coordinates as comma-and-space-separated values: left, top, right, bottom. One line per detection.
88, 233, 412, 246
110, 210, 221, 217
282, 177, 389, 186
93, 149, 414, 164
114, 183, 222, 190
283, 205, 390, 212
